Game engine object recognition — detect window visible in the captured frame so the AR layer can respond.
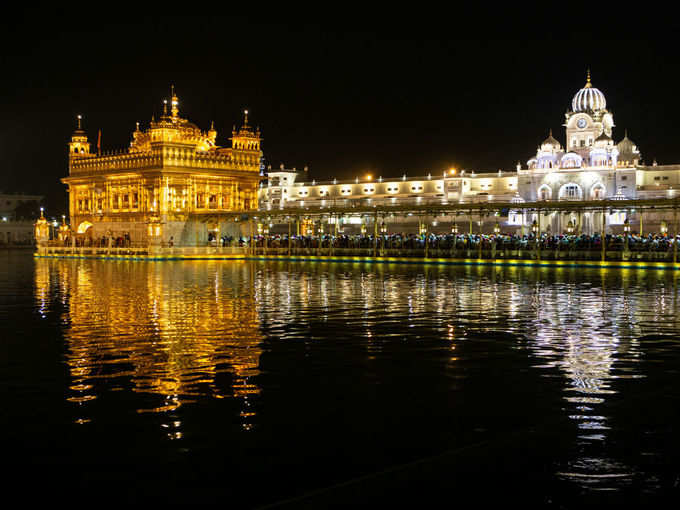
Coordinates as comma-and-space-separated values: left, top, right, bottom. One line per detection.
654, 176, 661, 181
564, 185, 578, 198
663, 176, 669, 180
621, 176, 628, 181
580, 140, 585, 147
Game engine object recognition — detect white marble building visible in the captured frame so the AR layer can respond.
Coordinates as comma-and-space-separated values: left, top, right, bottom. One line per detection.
258, 73, 680, 234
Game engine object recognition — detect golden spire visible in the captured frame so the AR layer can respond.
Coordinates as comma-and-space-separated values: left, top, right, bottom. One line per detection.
76, 114, 82, 130
162, 99, 168, 117
585, 69, 592, 88
170, 85, 179, 119
243, 109, 249, 126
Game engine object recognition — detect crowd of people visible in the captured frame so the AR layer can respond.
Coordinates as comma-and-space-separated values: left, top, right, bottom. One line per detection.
57, 233, 133, 247
248, 232, 680, 253
52, 231, 680, 254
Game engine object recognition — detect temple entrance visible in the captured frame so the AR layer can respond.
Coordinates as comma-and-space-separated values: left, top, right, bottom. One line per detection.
75, 221, 93, 246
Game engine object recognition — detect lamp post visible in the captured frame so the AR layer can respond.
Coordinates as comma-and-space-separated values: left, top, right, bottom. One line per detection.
623, 218, 630, 254
494, 221, 500, 234
661, 220, 668, 235
566, 219, 575, 234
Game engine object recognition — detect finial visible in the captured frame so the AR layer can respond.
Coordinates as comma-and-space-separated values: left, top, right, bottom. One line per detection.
210, 120, 215, 130
163, 99, 168, 116
624, 128, 628, 138
136, 121, 140, 131
243, 109, 249, 126
585, 69, 592, 88
549, 128, 552, 137
170, 85, 179, 118
77, 114, 82, 130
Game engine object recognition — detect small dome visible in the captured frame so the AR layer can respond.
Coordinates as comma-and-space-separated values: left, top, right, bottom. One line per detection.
617, 130, 636, 148
541, 130, 561, 150
595, 131, 612, 142
571, 71, 606, 112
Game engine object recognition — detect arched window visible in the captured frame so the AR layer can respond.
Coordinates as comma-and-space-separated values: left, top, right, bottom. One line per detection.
558, 182, 582, 200
591, 183, 606, 199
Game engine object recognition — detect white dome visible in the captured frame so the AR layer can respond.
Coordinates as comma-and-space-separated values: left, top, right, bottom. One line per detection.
571, 72, 606, 112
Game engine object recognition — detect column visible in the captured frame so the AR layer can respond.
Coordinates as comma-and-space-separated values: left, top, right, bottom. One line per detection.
316, 220, 321, 257
639, 210, 643, 237
288, 219, 292, 257
373, 211, 378, 258
674, 207, 678, 264
536, 210, 541, 261
477, 210, 482, 260
601, 209, 606, 262
249, 219, 254, 255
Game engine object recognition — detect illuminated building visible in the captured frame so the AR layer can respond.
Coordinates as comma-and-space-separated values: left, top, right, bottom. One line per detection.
1, 192, 43, 245
62, 88, 262, 245
258, 72, 680, 233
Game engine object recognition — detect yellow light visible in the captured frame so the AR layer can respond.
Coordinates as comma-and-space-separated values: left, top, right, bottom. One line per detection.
449, 168, 456, 175
366, 174, 372, 181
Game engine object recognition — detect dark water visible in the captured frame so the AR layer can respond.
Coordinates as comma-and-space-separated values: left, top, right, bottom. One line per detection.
2, 251, 680, 507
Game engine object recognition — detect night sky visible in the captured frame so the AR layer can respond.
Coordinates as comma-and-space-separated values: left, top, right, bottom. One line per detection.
1, 9, 678, 215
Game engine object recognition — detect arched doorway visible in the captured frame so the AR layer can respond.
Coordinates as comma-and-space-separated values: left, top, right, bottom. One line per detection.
537, 184, 552, 201
590, 183, 606, 200
76, 221, 93, 246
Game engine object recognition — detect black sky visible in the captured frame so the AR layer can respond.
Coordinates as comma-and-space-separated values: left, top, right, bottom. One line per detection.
1, 8, 678, 214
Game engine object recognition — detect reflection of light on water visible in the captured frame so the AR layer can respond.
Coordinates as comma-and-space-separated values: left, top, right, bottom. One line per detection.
34, 259, 263, 432
32, 259, 678, 492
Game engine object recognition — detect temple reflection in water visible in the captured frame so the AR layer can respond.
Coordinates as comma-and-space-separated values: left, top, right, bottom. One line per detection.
34, 258, 262, 431
33, 259, 680, 491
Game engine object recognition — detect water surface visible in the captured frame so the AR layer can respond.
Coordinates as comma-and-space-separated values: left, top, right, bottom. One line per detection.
3, 252, 680, 506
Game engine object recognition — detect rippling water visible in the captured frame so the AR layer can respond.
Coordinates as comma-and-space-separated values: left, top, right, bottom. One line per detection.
3, 251, 680, 506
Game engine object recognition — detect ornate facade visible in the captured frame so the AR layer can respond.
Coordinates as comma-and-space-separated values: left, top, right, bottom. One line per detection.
258, 72, 680, 233
63, 89, 262, 245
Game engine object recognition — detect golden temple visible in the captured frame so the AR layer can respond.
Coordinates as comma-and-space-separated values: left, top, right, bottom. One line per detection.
62, 88, 262, 246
